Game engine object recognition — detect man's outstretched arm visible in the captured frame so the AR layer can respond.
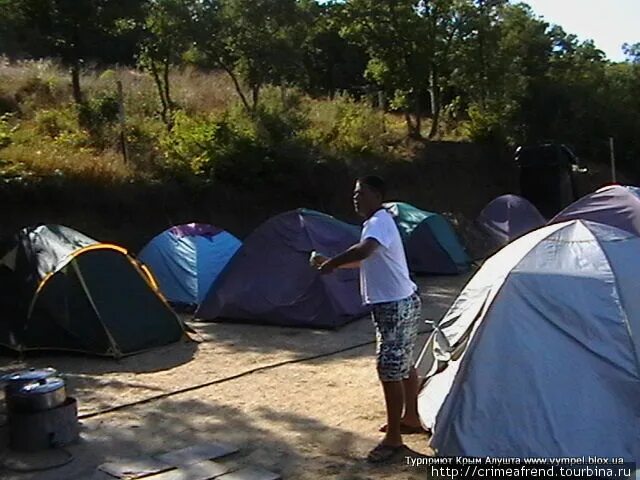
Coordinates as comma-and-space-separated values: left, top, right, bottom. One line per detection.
319, 238, 379, 274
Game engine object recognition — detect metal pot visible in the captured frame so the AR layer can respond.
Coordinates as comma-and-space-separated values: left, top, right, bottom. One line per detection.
2, 367, 58, 411
10, 377, 66, 413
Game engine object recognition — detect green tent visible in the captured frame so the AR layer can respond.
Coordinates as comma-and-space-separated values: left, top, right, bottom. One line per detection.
385, 202, 471, 274
0, 225, 186, 357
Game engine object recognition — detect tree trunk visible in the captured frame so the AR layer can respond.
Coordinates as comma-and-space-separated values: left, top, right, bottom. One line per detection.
163, 60, 172, 110
404, 112, 421, 139
220, 64, 252, 113
70, 25, 83, 105
71, 62, 82, 105
428, 69, 440, 139
150, 61, 169, 129
404, 112, 414, 137
409, 91, 422, 139
162, 59, 174, 130
251, 84, 260, 112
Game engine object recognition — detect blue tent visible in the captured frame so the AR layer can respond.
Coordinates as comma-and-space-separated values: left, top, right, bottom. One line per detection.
384, 202, 470, 274
139, 224, 241, 307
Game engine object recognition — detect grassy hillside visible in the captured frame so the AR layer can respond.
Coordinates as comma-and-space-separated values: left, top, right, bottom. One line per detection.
0, 58, 622, 249
0, 59, 470, 184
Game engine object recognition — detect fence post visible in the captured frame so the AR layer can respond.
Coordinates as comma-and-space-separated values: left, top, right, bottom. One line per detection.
609, 137, 616, 183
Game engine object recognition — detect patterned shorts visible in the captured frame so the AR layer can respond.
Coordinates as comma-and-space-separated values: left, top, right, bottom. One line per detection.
371, 292, 421, 382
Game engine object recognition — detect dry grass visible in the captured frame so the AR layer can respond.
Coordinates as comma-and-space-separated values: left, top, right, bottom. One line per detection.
1, 138, 135, 183
0, 58, 238, 117
0, 58, 469, 188
172, 67, 238, 114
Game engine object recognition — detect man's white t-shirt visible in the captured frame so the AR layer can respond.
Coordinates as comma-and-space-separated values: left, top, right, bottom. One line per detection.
360, 208, 416, 305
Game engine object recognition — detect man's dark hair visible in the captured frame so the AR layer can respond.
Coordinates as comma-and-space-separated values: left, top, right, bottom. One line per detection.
358, 175, 386, 198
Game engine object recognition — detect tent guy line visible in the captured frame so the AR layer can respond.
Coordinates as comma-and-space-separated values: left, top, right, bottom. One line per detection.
77, 326, 433, 421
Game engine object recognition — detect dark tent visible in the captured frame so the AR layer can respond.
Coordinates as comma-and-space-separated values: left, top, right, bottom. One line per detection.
0, 225, 186, 357
549, 185, 640, 235
196, 209, 369, 328
384, 202, 470, 275
477, 194, 546, 248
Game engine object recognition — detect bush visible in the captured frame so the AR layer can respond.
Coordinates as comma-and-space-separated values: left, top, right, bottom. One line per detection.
464, 101, 518, 144
78, 93, 120, 130
304, 95, 387, 156
0, 113, 16, 149
0, 90, 19, 115
251, 87, 309, 145
13, 76, 61, 114
160, 110, 264, 181
124, 121, 164, 170
35, 108, 76, 138
159, 96, 312, 187
76, 93, 121, 149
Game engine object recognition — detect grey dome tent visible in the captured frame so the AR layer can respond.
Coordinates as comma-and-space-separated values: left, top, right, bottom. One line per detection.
416, 220, 640, 460
550, 184, 640, 235
477, 194, 545, 248
196, 209, 369, 328
0, 225, 186, 357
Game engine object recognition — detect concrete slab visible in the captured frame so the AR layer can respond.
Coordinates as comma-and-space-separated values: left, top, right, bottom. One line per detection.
156, 443, 239, 467
98, 457, 173, 479
144, 461, 232, 480
217, 467, 281, 480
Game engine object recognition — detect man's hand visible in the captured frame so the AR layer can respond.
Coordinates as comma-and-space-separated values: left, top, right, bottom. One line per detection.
315, 238, 379, 274
318, 259, 336, 275
310, 252, 329, 268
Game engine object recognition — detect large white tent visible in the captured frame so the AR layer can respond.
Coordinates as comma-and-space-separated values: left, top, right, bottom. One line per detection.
417, 220, 640, 460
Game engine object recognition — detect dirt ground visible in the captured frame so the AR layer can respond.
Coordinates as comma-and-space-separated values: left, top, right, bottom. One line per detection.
0, 273, 472, 480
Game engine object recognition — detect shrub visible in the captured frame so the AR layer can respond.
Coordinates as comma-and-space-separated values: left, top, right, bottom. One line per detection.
251, 87, 309, 145
35, 108, 76, 138
463, 101, 518, 144
78, 93, 120, 130
159, 101, 310, 187
0, 113, 16, 149
76, 93, 121, 149
13, 76, 61, 114
304, 95, 387, 156
160, 110, 262, 181
0, 90, 19, 115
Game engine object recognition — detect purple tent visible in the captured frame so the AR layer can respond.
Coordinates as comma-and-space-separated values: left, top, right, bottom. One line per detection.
195, 209, 369, 328
549, 185, 640, 235
477, 194, 546, 247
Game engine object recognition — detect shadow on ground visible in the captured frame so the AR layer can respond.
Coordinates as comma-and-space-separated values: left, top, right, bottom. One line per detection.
0, 272, 472, 451
0, 393, 431, 480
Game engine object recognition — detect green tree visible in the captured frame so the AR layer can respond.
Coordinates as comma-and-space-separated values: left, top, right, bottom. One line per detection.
623, 42, 640, 64
298, 0, 367, 98
138, 0, 194, 129
190, 0, 305, 113
450, 2, 553, 142
341, 0, 430, 138
6, 0, 147, 104
418, 0, 469, 138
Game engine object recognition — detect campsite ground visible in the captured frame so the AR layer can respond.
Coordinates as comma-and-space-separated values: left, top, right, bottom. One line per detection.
0, 272, 471, 480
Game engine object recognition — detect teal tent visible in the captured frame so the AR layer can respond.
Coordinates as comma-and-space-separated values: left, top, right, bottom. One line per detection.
384, 202, 470, 274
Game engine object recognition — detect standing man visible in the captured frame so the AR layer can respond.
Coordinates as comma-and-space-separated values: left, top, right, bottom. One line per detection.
314, 175, 423, 463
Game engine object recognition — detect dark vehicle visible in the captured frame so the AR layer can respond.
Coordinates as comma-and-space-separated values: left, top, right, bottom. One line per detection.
515, 143, 587, 219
